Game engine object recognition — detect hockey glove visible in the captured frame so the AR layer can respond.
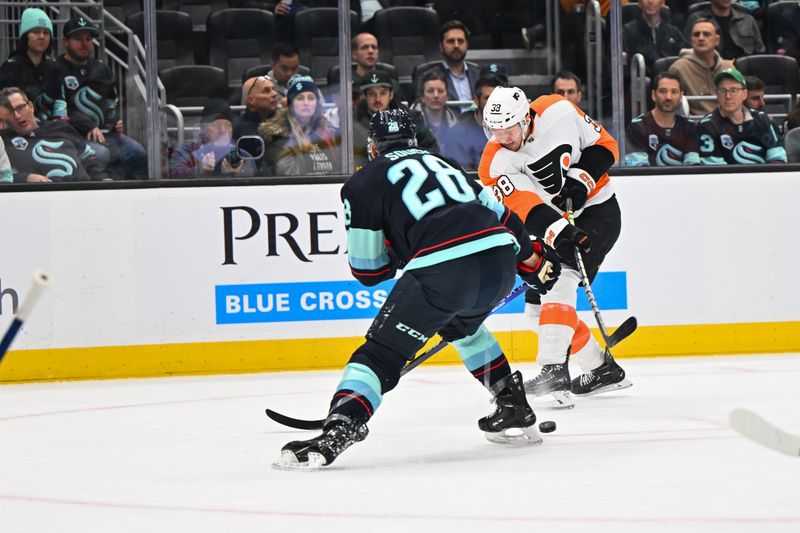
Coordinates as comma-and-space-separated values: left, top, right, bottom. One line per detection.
544, 218, 591, 263
552, 167, 595, 212
517, 240, 561, 294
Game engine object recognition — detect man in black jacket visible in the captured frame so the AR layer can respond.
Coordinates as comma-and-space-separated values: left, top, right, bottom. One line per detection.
44, 17, 146, 180
352, 70, 439, 169
623, 0, 687, 69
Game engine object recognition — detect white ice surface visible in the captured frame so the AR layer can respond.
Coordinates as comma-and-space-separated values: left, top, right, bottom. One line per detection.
1, 354, 799, 533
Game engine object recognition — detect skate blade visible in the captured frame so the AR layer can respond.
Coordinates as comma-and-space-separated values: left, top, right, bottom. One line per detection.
531, 390, 575, 410
271, 450, 328, 471
484, 425, 543, 446
574, 378, 633, 397
729, 408, 800, 457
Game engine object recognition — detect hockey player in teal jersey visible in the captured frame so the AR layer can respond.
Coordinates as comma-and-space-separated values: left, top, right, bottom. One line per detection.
273, 109, 562, 470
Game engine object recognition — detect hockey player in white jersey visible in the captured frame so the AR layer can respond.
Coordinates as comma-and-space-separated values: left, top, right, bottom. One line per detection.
478, 87, 632, 399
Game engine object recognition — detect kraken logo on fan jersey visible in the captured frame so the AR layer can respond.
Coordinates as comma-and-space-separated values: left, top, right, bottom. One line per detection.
648, 134, 659, 151
655, 144, 683, 166
74, 86, 104, 127
64, 75, 79, 90
732, 141, 766, 164
10, 137, 28, 150
525, 143, 571, 195
32, 140, 78, 177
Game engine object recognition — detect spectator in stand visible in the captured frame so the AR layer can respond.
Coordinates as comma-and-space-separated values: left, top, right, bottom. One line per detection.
170, 99, 255, 179
352, 70, 439, 169
551, 70, 583, 105
697, 68, 786, 164
786, 101, 800, 132
626, 71, 700, 166
0, 8, 56, 117
235, 74, 279, 138
268, 42, 301, 106
669, 18, 733, 117
258, 75, 339, 176
774, 2, 800, 64
622, 0, 687, 67
45, 17, 147, 180
427, 20, 479, 109
1, 87, 103, 182
684, 0, 764, 60
441, 74, 506, 171
328, 32, 405, 101
744, 75, 765, 112
409, 70, 458, 145
273, 0, 308, 44
479, 63, 509, 85
0, 93, 12, 183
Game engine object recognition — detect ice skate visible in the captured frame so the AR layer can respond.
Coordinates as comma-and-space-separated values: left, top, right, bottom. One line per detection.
480, 371, 543, 445
571, 350, 633, 396
272, 419, 369, 471
522, 361, 575, 408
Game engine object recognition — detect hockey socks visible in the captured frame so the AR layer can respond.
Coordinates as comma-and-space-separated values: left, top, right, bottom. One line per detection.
452, 325, 512, 390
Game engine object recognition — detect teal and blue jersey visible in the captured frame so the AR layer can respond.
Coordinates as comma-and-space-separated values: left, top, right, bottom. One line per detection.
340, 147, 535, 286
1, 120, 102, 182
625, 111, 700, 167
697, 108, 787, 165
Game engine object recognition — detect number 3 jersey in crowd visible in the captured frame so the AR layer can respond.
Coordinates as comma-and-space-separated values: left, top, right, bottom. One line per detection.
341, 148, 534, 286
625, 111, 700, 166
697, 108, 787, 164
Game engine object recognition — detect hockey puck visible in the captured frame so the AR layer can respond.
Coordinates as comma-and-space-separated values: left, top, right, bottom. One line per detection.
539, 420, 557, 433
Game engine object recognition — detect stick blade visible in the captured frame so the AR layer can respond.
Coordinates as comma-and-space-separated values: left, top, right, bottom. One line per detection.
265, 409, 324, 431
729, 408, 800, 457
607, 316, 638, 348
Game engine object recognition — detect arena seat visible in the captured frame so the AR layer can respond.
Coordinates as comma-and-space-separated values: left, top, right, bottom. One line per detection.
207, 9, 276, 90
126, 11, 194, 72
295, 8, 359, 85
374, 7, 440, 83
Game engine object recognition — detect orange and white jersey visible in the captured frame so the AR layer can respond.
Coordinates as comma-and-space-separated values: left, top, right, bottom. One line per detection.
479, 94, 618, 222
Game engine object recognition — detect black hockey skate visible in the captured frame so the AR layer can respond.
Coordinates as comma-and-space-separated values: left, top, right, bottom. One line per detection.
523, 362, 571, 396
272, 419, 369, 470
480, 371, 543, 445
571, 350, 633, 396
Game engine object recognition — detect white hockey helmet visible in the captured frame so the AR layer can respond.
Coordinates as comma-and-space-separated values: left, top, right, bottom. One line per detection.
482, 86, 530, 139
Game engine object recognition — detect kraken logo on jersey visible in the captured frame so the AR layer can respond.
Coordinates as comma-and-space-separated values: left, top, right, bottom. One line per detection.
74, 86, 104, 127
64, 75, 79, 90
655, 144, 683, 166
732, 141, 766, 164
525, 143, 572, 195
32, 140, 78, 177
648, 134, 659, 151
11, 137, 28, 150
721, 134, 734, 150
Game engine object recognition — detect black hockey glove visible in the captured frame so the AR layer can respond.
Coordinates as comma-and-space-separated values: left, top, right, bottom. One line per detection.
552, 167, 595, 212
544, 218, 591, 263
517, 240, 562, 294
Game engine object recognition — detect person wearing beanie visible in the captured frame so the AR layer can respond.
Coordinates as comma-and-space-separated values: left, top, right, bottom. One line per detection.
42, 16, 147, 180
169, 98, 255, 178
259, 74, 339, 176
0, 7, 56, 113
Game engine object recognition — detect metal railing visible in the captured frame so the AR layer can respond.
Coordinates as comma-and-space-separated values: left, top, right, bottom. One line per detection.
585, 0, 602, 118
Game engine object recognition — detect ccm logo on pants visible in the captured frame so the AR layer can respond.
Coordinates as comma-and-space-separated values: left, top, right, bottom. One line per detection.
396, 322, 429, 342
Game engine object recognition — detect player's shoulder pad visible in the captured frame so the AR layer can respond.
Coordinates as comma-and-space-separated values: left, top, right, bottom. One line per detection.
478, 139, 504, 182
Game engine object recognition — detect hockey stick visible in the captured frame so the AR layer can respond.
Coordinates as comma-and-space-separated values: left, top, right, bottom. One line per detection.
266, 283, 529, 430
729, 408, 800, 457
565, 198, 637, 349
0, 271, 53, 364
